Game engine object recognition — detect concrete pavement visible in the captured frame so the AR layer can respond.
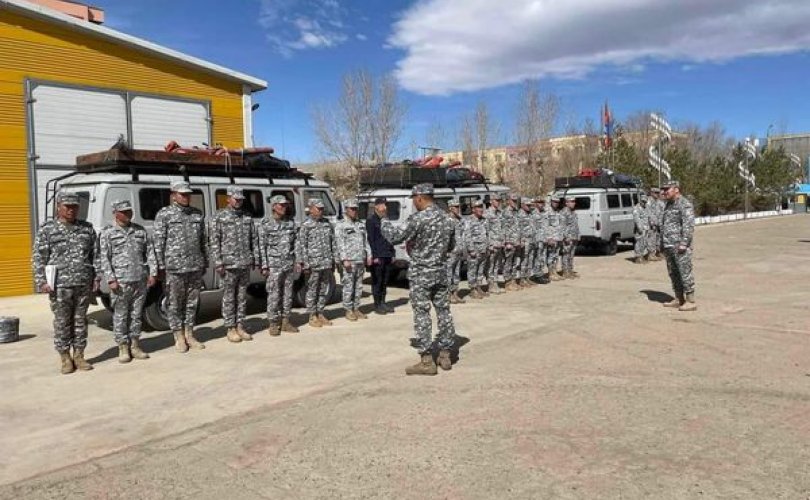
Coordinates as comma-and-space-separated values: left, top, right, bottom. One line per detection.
1, 215, 809, 499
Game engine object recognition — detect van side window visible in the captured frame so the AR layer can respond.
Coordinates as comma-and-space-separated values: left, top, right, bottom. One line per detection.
459, 195, 478, 215
632, 193, 639, 205
621, 194, 632, 207
574, 197, 591, 210
435, 197, 451, 211
75, 192, 90, 221
139, 188, 205, 220
215, 189, 264, 218
607, 194, 620, 209
303, 190, 336, 217
270, 190, 296, 218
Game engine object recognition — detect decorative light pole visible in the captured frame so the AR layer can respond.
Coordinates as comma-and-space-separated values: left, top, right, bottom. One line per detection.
739, 138, 757, 219
649, 113, 672, 185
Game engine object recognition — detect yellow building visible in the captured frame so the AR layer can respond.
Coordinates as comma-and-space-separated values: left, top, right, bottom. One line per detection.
0, 0, 266, 295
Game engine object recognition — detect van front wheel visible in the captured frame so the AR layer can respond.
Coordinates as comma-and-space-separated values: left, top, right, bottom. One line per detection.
602, 235, 618, 256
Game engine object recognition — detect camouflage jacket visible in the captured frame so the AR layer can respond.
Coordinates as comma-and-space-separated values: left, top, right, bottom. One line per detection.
98, 222, 156, 284
518, 209, 535, 246
296, 217, 336, 271
462, 215, 488, 255
531, 208, 548, 244
633, 204, 650, 233
546, 209, 565, 242
648, 199, 665, 229
662, 196, 695, 249
153, 202, 207, 274
382, 204, 455, 276
335, 218, 371, 263
32, 219, 97, 289
484, 206, 504, 248
501, 206, 521, 245
562, 207, 580, 240
210, 207, 257, 269
449, 214, 465, 255
258, 216, 297, 270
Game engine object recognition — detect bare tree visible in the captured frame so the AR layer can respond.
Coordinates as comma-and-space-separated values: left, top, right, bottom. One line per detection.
424, 119, 447, 151
456, 113, 476, 166
370, 74, 406, 164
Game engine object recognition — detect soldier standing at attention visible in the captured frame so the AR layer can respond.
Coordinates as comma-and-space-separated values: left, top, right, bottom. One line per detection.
33, 191, 99, 374
660, 181, 697, 311
648, 188, 665, 261
98, 199, 156, 363
258, 195, 299, 336
382, 184, 457, 376
546, 196, 565, 281
335, 199, 372, 321
502, 193, 522, 291
532, 198, 550, 284
463, 199, 489, 299
632, 195, 651, 264
153, 181, 208, 352
366, 198, 396, 315
446, 200, 466, 304
561, 196, 580, 279
296, 198, 337, 328
485, 193, 505, 294
519, 197, 538, 287
210, 186, 257, 343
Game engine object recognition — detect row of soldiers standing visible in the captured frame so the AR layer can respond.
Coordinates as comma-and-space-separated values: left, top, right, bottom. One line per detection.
632, 187, 667, 263
446, 192, 581, 303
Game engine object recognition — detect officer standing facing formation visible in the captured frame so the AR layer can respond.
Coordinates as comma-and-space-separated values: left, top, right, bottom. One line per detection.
258, 195, 299, 336
366, 198, 396, 315
335, 199, 371, 321
463, 199, 489, 299
97, 199, 156, 363
210, 186, 257, 343
561, 196, 580, 279
546, 196, 565, 280
32, 191, 99, 374
382, 184, 457, 376
660, 181, 697, 311
446, 200, 466, 304
502, 193, 522, 291
485, 193, 505, 294
153, 180, 208, 352
296, 198, 337, 328
632, 195, 651, 264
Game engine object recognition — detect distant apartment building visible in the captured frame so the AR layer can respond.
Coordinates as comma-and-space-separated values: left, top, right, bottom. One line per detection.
767, 134, 810, 180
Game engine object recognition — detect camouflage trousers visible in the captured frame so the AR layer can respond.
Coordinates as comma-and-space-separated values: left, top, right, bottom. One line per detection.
466, 252, 487, 287
487, 246, 504, 285
533, 243, 547, 276
341, 263, 364, 311
221, 268, 249, 328
446, 252, 463, 292
166, 271, 202, 332
49, 285, 91, 353
546, 241, 561, 272
409, 269, 456, 355
266, 267, 294, 323
664, 247, 695, 296
305, 269, 331, 314
648, 227, 661, 254
110, 281, 147, 344
562, 240, 577, 273
634, 231, 649, 257
503, 245, 520, 280
521, 244, 538, 279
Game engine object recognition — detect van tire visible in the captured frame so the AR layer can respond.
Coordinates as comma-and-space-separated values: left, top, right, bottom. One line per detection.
142, 284, 201, 332
100, 293, 112, 312
293, 271, 337, 308
603, 235, 618, 256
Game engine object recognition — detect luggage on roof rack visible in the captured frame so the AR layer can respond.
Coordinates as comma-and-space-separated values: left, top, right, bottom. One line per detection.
358, 164, 486, 189
555, 169, 640, 189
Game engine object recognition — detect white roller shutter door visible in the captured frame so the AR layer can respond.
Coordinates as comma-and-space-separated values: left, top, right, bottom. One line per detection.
131, 96, 210, 150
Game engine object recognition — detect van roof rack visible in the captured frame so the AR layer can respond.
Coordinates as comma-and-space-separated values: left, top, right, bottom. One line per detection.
358, 164, 487, 189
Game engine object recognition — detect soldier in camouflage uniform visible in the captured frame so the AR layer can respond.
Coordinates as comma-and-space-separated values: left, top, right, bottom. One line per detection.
382, 183, 457, 376
485, 193, 506, 294
502, 193, 522, 291
210, 186, 257, 343
32, 191, 99, 374
98, 199, 157, 364
561, 196, 580, 279
632, 195, 651, 264
532, 198, 550, 283
258, 195, 300, 336
519, 197, 538, 287
647, 188, 664, 261
545, 196, 565, 281
153, 180, 208, 352
463, 199, 489, 299
446, 200, 466, 304
335, 199, 372, 321
296, 198, 337, 328
660, 181, 697, 311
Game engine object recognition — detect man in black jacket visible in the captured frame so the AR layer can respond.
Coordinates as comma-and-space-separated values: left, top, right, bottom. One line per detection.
366, 197, 396, 315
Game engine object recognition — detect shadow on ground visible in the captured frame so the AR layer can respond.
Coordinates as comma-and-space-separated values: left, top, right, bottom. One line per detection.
640, 289, 674, 304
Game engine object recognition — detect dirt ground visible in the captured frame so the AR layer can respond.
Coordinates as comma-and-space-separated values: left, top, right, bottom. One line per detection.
1, 215, 809, 499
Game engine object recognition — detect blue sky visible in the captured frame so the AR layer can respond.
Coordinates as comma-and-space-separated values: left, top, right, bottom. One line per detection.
96, 0, 810, 163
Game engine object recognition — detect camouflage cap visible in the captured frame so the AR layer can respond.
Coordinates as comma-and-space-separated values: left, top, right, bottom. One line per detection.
650, 187, 661, 194
111, 199, 133, 212
268, 194, 289, 205
662, 180, 680, 189
308, 198, 325, 208
344, 198, 359, 209
447, 199, 460, 207
56, 191, 80, 205
509, 193, 520, 201
411, 183, 434, 196
472, 199, 484, 208
550, 195, 562, 202
170, 180, 193, 193
565, 195, 576, 202
521, 197, 533, 205
226, 186, 245, 199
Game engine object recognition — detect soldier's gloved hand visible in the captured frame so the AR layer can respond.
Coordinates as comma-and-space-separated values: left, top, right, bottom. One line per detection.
216, 265, 225, 277
109, 280, 120, 293
147, 276, 157, 288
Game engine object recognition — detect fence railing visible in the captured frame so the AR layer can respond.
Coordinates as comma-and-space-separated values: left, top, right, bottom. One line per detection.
695, 209, 793, 226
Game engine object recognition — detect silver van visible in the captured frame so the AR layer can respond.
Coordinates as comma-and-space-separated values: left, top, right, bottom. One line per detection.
553, 186, 645, 255
54, 172, 340, 330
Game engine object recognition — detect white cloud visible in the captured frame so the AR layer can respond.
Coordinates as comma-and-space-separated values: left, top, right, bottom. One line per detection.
356, 33, 368, 41
389, 0, 810, 95
259, 0, 349, 56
